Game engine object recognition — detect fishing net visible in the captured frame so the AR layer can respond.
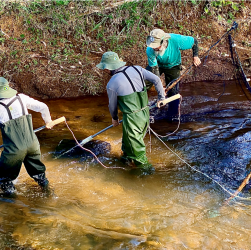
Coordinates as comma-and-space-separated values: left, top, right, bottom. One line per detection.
228, 34, 251, 99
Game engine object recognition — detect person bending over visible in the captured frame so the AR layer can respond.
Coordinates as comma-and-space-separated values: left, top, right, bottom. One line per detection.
96, 51, 165, 173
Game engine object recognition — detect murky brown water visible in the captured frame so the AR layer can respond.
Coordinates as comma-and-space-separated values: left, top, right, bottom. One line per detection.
1, 80, 251, 249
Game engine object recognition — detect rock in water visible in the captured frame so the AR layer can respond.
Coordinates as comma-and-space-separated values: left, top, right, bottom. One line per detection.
54, 139, 111, 159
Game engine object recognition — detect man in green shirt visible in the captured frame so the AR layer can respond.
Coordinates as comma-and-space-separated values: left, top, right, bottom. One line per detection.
146, 29, 201, 120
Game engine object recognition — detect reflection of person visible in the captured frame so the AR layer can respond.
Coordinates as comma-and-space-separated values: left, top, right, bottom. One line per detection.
96, 51, 165, 173
0, 77, 55, 195
146, 29, 201, 120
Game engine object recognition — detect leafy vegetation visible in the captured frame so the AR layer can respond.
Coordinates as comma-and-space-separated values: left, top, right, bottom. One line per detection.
0, 0, 249, 98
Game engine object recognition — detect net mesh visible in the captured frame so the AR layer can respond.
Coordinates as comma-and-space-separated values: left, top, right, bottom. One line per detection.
183, 29, 251, 99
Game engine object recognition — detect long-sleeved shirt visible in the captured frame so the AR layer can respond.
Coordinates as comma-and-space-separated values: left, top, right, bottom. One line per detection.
146, 33, 195, 69
106, 65, 165, 120
0, 94, 52, 124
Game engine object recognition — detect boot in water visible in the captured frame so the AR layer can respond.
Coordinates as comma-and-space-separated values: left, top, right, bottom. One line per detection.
32, 173, 49, 189
130, 163, 155, 176
138, 163, 155, 175
0, 181, 16, 196
120, 155, 134, 167
32, 173, 54, 196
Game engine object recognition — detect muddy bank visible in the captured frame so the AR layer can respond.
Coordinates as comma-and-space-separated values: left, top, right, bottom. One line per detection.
0, 1, 250, 99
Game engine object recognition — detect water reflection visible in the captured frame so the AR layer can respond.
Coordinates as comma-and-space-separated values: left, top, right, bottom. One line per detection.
1, 81, 251, 249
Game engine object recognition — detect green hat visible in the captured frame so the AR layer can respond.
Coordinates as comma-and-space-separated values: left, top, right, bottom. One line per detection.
146, 29, 171, 49
0, 77, 17, 98
96, 51, 126, 70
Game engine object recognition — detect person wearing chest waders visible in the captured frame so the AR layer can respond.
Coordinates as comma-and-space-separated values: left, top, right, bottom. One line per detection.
146, 29, 201, 121
96, 51, 165, 173
0, 77, 55, 196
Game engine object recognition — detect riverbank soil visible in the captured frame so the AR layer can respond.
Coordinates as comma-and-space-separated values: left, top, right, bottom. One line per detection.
0, 0, 250, 99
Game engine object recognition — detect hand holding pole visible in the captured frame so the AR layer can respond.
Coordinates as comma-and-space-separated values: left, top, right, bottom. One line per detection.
0, 116, 66, 149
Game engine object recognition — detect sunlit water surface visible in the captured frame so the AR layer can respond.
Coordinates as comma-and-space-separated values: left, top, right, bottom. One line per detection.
1, 81, 251, 249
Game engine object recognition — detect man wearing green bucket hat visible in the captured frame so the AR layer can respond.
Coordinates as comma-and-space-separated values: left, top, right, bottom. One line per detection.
96, 51, 165, 173
0, 77, 55, 195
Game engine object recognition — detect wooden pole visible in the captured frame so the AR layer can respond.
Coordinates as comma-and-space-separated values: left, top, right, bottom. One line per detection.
0, 117, 66, 149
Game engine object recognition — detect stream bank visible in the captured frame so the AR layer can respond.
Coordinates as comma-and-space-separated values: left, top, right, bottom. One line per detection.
0, 0, 250, 99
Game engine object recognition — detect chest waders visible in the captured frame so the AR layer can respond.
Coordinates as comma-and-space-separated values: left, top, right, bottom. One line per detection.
0, 95, 48, 192
115, 66, 150, 166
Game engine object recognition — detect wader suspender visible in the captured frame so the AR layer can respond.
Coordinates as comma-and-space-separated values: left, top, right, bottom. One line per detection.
115, 66, 145, 92
131, 66, 146, 89
0, 94, 25, 120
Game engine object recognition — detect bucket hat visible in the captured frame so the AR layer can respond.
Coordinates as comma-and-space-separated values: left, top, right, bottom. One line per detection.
96, 51, 126, 70
0, 77, 17, 98
146, 29, 171, 49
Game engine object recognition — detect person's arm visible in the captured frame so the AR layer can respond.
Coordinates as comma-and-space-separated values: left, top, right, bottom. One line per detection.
192, 37, 199, 57
142, 68, 165, 101
151, 65, 161, 78
146, 47, 160, 77
107, 88, 119, 126
20, 94, 52, 124
146, 47, 166, 88
192, 37, 201, 66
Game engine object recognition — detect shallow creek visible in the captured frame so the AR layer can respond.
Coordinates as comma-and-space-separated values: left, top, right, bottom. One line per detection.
1, 80, 251, 249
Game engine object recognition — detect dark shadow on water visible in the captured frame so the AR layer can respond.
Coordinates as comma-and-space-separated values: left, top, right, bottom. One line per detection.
53, 139, 111, 159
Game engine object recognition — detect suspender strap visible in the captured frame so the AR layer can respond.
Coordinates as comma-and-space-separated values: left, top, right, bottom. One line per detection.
0, 94, 25, 120
115, 66, 145, 92
16, 94, 25, 116
0, 101, 12, 120
132, 66, 145, 88
7, 96, 18, 106
118, 66, 136, 92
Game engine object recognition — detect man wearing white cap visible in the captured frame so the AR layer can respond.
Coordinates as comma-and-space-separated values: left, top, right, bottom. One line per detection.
0, 77, 55, 195
146, 29, 201, 120
96, 51, 165, 173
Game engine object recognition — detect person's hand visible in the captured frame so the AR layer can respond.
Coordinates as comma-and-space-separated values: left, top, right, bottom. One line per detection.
112, 118, 120, 127
193, 56, 201, 67
157, 99, 166, 108
46, 120, 54, 129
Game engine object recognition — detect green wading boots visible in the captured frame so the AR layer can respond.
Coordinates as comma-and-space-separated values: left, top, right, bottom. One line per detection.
120, 154, 134, 166
136, 163, 155, 175
129, 163, 155, 176
120, 155, 155, 175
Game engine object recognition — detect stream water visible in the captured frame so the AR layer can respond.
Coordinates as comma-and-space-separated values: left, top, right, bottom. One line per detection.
1, 80, 251, 249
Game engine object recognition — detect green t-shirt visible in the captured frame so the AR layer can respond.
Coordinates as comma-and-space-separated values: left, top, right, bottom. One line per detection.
146, 33, 194, 69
